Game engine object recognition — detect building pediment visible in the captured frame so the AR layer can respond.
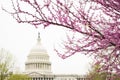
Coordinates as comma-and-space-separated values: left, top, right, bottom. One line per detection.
28, 72, 45, 77
27, 72, 54, 78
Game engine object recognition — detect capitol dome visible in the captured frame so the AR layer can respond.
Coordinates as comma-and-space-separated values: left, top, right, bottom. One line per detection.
25, 33, 52, 74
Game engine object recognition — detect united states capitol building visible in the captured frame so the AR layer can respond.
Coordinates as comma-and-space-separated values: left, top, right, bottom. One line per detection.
24, 33, 90, 80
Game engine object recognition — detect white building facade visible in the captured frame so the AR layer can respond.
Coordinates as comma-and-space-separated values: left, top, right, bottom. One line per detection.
25, 33, 90, 80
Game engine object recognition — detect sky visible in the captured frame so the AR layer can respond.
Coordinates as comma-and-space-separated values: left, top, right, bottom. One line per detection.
0, 0, 92, 75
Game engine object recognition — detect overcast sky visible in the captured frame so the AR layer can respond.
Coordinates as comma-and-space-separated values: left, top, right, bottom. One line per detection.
0, 0, 92, 75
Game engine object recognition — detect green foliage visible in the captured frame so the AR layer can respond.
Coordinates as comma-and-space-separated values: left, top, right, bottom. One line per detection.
88, 64, 107, 80
112, 74, 120, 80
0, 48, 14, 80
8, 74, 30, 80
88, 64, 120, 80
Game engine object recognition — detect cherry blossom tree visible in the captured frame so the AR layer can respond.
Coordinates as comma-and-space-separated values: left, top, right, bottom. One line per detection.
3, 0, 120, 79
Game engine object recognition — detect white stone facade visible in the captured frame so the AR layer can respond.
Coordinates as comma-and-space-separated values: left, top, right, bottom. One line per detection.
25, 33, 89, 80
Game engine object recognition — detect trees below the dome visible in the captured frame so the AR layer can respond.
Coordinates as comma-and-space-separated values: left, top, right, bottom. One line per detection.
8, 74, 30, 80
0, 48, 15, 80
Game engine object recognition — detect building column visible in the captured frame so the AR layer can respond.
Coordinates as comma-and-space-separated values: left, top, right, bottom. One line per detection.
41, 78, 43, 80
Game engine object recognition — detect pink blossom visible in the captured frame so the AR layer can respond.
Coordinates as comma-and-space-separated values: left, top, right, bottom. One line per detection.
4, 0, 120, 79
